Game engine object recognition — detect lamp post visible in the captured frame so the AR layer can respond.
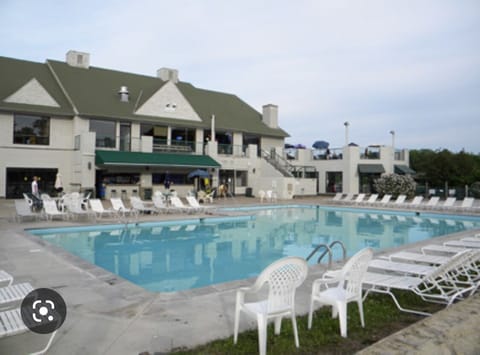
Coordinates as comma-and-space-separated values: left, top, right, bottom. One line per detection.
390, 130, 395, 161
344, 121, 349, 146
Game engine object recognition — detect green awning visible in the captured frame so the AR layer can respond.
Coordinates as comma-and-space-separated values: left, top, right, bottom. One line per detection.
95, 150, 221, 168
395, 165, 416, 175
358, 164, 385, 174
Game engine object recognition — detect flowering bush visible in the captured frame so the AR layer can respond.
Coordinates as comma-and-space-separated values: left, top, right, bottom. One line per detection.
374, 173, 416, 198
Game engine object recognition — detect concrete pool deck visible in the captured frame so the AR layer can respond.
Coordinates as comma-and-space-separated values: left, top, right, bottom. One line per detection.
0, 196, 479, 354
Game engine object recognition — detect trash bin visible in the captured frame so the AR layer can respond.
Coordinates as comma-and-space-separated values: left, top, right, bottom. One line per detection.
245, 187, 253, 197
142, 188, 153, 200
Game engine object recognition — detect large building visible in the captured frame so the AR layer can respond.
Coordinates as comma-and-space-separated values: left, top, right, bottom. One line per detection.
0, 51, 412, 199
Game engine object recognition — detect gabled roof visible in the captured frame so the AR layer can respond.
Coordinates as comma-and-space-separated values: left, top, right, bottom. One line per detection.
0, 56, 73, 116
46, 59, 289, 138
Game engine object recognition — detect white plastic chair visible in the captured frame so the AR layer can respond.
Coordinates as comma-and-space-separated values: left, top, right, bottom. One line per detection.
258, 190, 266, 203
308, 247, 373, 337
234, 256, 308, 355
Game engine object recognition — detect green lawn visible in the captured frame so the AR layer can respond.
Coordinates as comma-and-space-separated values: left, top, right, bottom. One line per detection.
172, 291, 442, 354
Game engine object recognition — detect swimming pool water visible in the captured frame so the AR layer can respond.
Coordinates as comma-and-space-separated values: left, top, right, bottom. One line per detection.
29, 205, 480, 292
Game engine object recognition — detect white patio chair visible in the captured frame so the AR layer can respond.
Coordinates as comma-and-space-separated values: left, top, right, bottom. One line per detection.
375, 194, 392, 206
353, 193, 366, 204
308, 247, 373, 337
331, 193, 343, 203
152, 195, 172, 213
258, 190, 266, 203
388, 194, 407, 208
338, 193, 355, 205
234, 256, 308, 355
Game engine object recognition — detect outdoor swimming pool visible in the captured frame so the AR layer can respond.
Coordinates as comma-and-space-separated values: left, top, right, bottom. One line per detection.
29, 205, 480, 292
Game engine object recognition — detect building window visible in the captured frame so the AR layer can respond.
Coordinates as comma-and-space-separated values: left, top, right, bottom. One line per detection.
13, 114, 50, 145
90, 119, 116, 148
141, 124, 168, 145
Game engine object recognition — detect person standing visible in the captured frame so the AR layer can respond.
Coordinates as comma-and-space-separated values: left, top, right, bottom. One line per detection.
31, 176, 39, 197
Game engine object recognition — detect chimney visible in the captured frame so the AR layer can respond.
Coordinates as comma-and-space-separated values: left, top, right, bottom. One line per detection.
157, 67, 179, 83
66, 50, 90, 69
118, 86, 129, 102
262, 104, 278, 128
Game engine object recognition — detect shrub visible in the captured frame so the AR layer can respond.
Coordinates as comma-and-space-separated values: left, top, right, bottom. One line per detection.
374, 173, 416, 198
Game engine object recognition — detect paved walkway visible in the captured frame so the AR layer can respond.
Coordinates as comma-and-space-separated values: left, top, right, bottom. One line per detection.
0, 196, 479, 354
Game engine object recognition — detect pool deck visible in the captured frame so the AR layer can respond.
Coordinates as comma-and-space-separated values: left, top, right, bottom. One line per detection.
1, 196, 480, 354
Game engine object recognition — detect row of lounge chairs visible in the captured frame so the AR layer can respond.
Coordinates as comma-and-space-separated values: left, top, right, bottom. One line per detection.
331, 193, 479, 212
235, 233, 480, 354
0, 271, 55, 354
14, 194, 217, 222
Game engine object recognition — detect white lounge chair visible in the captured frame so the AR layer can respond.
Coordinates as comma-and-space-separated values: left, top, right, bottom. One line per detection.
456, 197, 475, 212
368, 259, 436, 277
308, 248, 373, 337
386, 251, 450, 265
234, 256, 308, 355
130, 196, 158, 215
389, 194, 407, 208
110, 198, 136, 217
353, 193, 366, 204
14, 199, 39, 222
362, 194, 378, 205
186, 196, 216, 213
0, 307, 57, 355
406, 196, 423, 209
439, 197, 457, 210
0, 270, 13, 286
152, 195, 172, 213
89, 199, 117, 219
362, 250, 480, 316
423, 196, 440, 210
42, 200, 68, 221
170, 196, 195, 213
339, 193, 355, 205
331, 193, 343, 203
375, 194, 392, 206
0, 282, 34, 307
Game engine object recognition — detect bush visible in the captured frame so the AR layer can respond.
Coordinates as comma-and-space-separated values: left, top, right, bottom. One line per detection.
374, 174, 416, 198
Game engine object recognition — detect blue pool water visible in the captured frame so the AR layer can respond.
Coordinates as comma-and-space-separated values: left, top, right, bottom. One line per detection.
29, 205, 480, 292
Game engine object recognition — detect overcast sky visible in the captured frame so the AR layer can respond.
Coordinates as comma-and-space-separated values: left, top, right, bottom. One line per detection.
1, 0, 479, 152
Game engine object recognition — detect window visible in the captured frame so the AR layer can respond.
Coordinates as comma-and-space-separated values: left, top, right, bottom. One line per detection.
141, 124, 167, 145
90, 119, 116, 148
13, 114, 50, 145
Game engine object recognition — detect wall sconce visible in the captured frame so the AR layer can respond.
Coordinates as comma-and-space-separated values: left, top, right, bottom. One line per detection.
252, 168, 256, 174
88, 162, 92, 170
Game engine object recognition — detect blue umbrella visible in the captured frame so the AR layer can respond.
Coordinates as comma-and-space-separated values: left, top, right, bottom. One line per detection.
312, 140, 329, 149
188, 169, 210, 179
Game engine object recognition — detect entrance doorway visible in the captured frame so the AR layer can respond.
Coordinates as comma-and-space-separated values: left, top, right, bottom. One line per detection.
6, 168, 57, 198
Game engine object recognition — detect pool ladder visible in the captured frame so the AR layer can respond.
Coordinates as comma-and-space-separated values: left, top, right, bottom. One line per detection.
306, 240, 347, 266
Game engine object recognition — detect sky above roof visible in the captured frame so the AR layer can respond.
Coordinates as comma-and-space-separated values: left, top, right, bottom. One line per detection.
1, 0, 479, 153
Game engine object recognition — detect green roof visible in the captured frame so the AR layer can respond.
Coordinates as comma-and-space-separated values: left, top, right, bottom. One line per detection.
95, 150, 221, 168
0, 56, 73, 116
47, 59, 289, 138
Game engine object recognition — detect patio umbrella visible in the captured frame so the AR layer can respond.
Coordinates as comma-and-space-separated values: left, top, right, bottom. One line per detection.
188, 169, 210, 179
312, 140, 329, 149
295, 144, 306, 149
54, 173, 63, 193
284, 143, 295, 149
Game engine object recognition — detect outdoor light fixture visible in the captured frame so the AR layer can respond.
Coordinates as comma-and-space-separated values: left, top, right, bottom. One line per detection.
344, 121, 350, 146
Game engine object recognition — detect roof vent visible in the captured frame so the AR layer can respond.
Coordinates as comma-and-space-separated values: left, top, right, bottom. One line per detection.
118, 86, 129, 102
66, 50, 90, 69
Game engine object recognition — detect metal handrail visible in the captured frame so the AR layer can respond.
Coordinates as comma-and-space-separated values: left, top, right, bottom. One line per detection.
306, 244, 333, 266
307, 240, 347, 266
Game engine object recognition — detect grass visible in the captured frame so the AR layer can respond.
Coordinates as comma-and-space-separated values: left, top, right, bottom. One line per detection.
171, 291, 443, 354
